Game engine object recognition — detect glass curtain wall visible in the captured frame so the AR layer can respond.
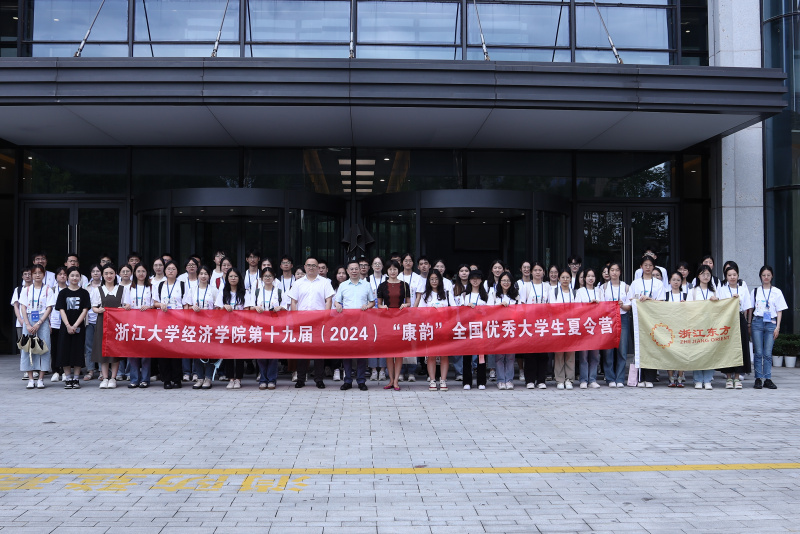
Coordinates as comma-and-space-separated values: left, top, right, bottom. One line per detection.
20, 0, 686, 64
763, 0, 800, 332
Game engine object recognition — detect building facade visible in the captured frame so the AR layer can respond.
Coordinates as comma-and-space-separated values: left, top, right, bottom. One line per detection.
0, 0, 793, 349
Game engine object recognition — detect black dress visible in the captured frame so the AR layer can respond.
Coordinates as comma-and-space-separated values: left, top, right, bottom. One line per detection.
55, 287, 91, 368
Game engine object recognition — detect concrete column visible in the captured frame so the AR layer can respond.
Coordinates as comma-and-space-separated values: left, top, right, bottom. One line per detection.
708, 0, 764, 284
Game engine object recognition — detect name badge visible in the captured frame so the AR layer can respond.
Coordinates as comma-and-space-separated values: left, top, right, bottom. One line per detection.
763, 310, 772, 322
30, 310, 40, 323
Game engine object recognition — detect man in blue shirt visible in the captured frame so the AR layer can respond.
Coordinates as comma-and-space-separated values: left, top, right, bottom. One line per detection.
334, 260, 375, 390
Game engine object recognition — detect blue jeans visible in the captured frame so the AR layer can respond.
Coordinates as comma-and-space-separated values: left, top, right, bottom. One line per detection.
578, 350, 600, 384
693, 369, 714, 384
487, 354, 496, 369
117, 358, 130, 377
182, 358, 192, 376
193, 360, 218, 380
451, 355, 463, 375
128, 358, 151, 385
367, 358, 386, 369
344, 359, 367, 384
751, 320, 777, 379
604, 313, 630, 383
83, 322, 96, 373
495, 354, 515, 383
257, 359, 278, 384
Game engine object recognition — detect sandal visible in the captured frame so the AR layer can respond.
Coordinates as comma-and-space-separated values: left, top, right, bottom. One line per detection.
393, 385, 401, 391
383, 384, 393, 390
83, 373, 93, 381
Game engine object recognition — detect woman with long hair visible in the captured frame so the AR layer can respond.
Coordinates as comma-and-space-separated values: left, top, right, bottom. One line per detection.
415, 270, 455, 391
216, 267, 247, 389
376, 259, 411, 391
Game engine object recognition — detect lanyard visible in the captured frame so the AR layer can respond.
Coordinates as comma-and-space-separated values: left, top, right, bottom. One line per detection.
761, 287, 772, 310
371, 275, 382, 294
669, 291, 682, 302
610, 282, 621, 302
471, 292, 479, 305
281, 276, 293, 293
197, 285, 209, 308
31, 285, 44, 310
700, 287, 709, 301
727, 284, 738, 298
559, 287, 571, 303
263, 287, 275, 309
531, 283, 540, 303
585, 287, 596, 302
136, 284, 145, 306
248, 271, 258, 291
166, 281, 177, 303
643, 277, 653, 296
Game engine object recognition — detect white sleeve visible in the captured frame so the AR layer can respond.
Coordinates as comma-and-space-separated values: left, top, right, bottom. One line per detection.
90, 287, 101, 307
244, 292, 255, 308
214, 290, 224, 308
18, 287, 29, 309
45, 287, 57, 308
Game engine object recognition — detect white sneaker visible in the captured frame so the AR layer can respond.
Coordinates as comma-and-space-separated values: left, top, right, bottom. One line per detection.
463, 384, 471, 390
370, 369, 378, 381
439, 380, 448, 391
704, 383, 713, 390
478, 384, 486, 390
537, 383, 547, 389
616, 382, 625, 388
645, 382, 654, 388
565, 381, 573, 390
333, 369, 341, 382
455, 374, 463, 381
498, 382, 506, 390
378, 370, 386, 381
99, 378, 109, 389
506, 382, 514, 390
637, 382, 646, 388
489, 369, 496, 380
108, 378, 117, 389
556, 382, 565, 390
579, 382, 588, 389
519, 371, 525, 383
408, 375, 416, 382
608, 382, 617, 388
26, 379, 35, 389
429, 380, 437, 391
36, 379, 45, 389
526, 382, 535, 389
695, 382, 703, 389
51, 372, 60, 382
589, 382, 600, 389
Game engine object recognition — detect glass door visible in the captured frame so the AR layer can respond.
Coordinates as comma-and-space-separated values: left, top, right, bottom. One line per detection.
580, 205, 675, 281
23, 202, 125, 267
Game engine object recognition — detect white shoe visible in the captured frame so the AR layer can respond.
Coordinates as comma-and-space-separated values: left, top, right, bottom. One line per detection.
227, 380, 235, 389
616, 382, 625, 388
26, 379, 35, 389
99, 378, 109, 389
589, 382, 600, 389
507, 382, 514, 390
51, 372, 60, 382
408, 375, 416, 382
36, 379, 45, 389
704, 383, 713, 390
565, 381, 573, 390
518, 371, 525, 383
556, 382, 565, 390
370, 369, 378, 381
291, 371, 298, 382
579, 382, 588, 389
108, 378, 117, 389
637, 382, 646, 388
537, 383, 547, 389
608, 382, 617, 388
463, 384, 471, 390
32, 372, 39, 379
498, 382, 506, 390
455, 374, 463, 381
478, 384, 486, 390
378, 370, 386, 381
645, 382, 654, 388
526, 382, 535, 389
333, 369, 341, 381
429, 380, 437, 391
489, 369, 496, 380
695, 382, 703, 389
439, 380, 448, 391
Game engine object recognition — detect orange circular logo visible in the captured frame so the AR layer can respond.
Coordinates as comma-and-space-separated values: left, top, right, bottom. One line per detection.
650, 323, 674, 349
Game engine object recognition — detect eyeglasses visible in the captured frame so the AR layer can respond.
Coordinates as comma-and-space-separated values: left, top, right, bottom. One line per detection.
305, 264, 318, 269
568, 262, 581, 266
263, 275, 274, 279
281, 261, 292, 265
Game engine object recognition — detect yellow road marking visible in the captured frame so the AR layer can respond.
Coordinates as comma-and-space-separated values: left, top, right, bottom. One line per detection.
2, 463, 800, 476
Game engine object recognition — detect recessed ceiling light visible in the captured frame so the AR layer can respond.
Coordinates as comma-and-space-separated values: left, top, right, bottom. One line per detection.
384, 157, 390, 161
379, 179, 385, 182
691, 170, 697, 173
261, 209, 266, 211
53, 18, 59, 21
230, 208, 234, 212
470, 210, 475, 213
178, 211, 183, 214
685, 30, 690, 33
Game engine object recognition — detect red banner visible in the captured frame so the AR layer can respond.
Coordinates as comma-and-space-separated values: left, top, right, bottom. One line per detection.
103, 303, 620, 359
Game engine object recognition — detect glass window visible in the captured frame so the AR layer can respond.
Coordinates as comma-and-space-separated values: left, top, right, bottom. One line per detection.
575, 49, 670, 65
681, 154, 706, 199
22, 149, 128, 195
134, 0, 239, 41
576, 6, 673, 49
356, 45, 460, 60
467, 47, 570, 62
765, 189, 799, 332
28, 0, 128, 41
366, 209, 416, 262
538, 211, 567, 270
0, 148, 16, 195
133, 44, 239, 57
763, 0, 798, 21
132, 149, 239, 195
357, 1, 461, 44
354, 150, 462, 196
576, 153, 673, 198
247, 0, 350, 43
246, 148, 346, 191
1, 1, 19, 57
467, 3, 569, 47
31, 43, 128, 57
288, 209, 342, 267
467, 151, 572, 197
590, 0, 674, 5
246, 44, 349, 58
680, 2, 708, 66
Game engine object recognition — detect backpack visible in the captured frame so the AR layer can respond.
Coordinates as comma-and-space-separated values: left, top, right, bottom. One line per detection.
254, 286, 282, 308
158, 281, 186, 303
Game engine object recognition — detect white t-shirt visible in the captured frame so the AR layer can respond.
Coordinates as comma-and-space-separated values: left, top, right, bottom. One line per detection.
286, 276, 335, 311
686, 285, 717, 302
10, 284, 30, 327
664, 290, 686, 303
183, 284, 218, 310
19, 285, 57, 321
417, 291, 456, 308
752, 286, 788, 322
50, 286, 66, 328
276, 275, 296, 295
602, 281, 629, 315
634, 266, 669, 291
367, 274, 387, 303
575, 286, 605, 303
90, 285, 130, 308
244, 285, 286, 310
214, 289, 246, 310
488, 291, 522, 306
123, 284, 155, 309
550, 285, 576, 303
718, 282, 753, 313
459, 291, 487, 307
86, 285, 101, 324
242, 269, 262, 293
524, 282, 550, 304
154, 280, 186, 310
210, 271, 224, 288
628, 277, 666, 302
399, 272, 423, 304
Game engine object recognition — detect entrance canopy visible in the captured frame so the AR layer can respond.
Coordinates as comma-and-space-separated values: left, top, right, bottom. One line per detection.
0, 58, 787, 150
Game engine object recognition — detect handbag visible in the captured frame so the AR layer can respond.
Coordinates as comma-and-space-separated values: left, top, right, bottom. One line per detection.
627, 362, 639, 387
17, 334, 30, 352
29, 336, 49, 355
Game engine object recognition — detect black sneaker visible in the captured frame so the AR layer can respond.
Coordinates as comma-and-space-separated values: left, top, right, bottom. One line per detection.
72, 379, 80, 389
316, 381, 325, 389
64, 379, 73, 389
340, 383, 352, 391
295, 381, 305, 389
753, 378, 763, 389
358, 383, 368, 391
763, 379, 778, 389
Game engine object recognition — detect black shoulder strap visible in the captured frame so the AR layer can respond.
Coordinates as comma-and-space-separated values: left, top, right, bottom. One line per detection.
158, 281, 164, 296
754, 287, 758, 303
180, 281, 186, 296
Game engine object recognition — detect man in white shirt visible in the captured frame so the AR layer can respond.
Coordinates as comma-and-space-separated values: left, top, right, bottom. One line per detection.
31, 252, 56, 288
567, 255, 581, 290
288, 257, 335, 389
334, 260, 375, 390
64, 253, 89, 289
278, 254, 296, 294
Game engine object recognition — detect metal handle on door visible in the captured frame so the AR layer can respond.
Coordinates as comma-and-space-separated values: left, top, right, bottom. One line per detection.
75, 224, 79, 255
67, 224, 71, 253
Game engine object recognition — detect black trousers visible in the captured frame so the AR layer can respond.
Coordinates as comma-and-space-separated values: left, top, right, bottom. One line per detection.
297, 358, 324, 383
524, 353, 548, 385
224, 359, 244, 380
159, 358, 182, 384
461, 356, 488, 386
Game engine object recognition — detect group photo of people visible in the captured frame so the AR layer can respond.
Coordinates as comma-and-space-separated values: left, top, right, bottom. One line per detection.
11, 247, 788, 393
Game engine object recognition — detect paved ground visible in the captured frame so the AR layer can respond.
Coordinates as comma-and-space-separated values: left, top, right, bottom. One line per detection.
1, 354, 799, 533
